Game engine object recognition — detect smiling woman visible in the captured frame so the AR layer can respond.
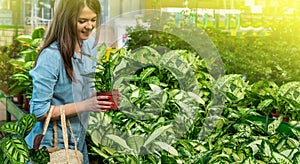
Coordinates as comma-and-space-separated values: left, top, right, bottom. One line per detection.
77, 7, 97, 42
23, 0, 120, 164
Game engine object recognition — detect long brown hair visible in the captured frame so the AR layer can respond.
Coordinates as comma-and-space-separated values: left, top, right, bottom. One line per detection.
36, 0, 101, 81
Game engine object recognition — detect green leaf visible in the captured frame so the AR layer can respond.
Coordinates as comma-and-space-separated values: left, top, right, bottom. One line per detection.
160, 154, 177, 163
273, 152, 292, 164
281, 149, 298, 160
31, 27, 45, 40
278, 82, 300, 97
31, 38, 43, 48
154, 141, 178, 156
17, 114, 37, 137
97, 43, 107, 60
29, 146, 50, 164
144, 125, 172, 147
293, 152, 300, 164
0, 137, 29, 163
188, 92, 205, 105
140, 67, 156, 82
257, 99, 273, 110
144, 76, 160, 85
261, 140, 272, 157
149, 84, 162, 93
286, 137, 299, 148
126, 135, 145, 154
106, 134, 132, 151
268, 116, 282, 134
16, 35, 32, 44
0, 122, 21, 135
242, 155, 256, 164
10, 74, 30, 81
290, 128, 300, 141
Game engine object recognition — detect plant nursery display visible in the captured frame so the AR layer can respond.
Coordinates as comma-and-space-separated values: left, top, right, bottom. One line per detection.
85, 47, 300, 163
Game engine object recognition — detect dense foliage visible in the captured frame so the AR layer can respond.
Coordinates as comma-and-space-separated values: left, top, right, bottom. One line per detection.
87, 46, 300, 163
126, 18, 300, 86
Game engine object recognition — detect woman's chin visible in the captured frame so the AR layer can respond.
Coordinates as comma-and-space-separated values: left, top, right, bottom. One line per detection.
80, 33, 91, 40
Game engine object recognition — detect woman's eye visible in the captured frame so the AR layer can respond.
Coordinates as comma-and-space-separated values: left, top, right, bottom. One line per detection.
78, 20, 86, 24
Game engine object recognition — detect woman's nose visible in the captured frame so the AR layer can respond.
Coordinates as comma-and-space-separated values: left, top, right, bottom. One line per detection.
85, 22, 93, 30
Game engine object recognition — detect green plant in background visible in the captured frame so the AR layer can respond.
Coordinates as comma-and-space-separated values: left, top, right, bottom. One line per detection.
125, 18, 300, 86
8, 27, 45, 99
0, 40, 21, 93
0, 114, 50, 164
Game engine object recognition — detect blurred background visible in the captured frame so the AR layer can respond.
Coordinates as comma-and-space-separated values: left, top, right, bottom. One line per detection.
0, 0, 299, 47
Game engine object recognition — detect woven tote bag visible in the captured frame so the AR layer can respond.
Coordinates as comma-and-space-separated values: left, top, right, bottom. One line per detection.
39, 105, 83, 164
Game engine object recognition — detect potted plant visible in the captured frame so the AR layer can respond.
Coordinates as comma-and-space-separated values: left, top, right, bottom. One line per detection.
84, 44, 124, 110
0, 114, 50, 164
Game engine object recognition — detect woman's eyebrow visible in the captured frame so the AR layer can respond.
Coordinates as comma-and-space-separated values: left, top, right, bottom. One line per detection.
78, 16, 97, 20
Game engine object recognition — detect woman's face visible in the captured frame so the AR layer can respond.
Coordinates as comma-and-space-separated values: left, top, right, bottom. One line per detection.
77, 6, 97, 40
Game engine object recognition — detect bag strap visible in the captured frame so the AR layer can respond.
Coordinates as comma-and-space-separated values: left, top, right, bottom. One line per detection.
60, 105, 71, 163
42, 105, 55, 135
33, 106, 54, 149
66, 118, 81, 162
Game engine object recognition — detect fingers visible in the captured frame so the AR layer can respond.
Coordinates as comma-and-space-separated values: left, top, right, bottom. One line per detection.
97, 95, 111, 100
93, 89, 122, 112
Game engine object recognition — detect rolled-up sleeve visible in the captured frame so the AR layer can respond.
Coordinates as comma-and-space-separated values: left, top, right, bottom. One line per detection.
29, 48, 60, 118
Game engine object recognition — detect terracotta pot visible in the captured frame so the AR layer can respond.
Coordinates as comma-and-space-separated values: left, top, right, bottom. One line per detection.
97, 89, 120, 110
271, 113, 289, 122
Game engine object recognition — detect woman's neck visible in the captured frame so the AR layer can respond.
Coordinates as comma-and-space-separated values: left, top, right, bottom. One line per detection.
75, 43, 82, 58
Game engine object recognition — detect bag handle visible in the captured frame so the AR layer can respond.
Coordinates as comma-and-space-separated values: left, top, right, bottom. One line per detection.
57, 106, 81, 163
33, 105, 55, 149
42, 105, 54, 135
60, 105, 71, 163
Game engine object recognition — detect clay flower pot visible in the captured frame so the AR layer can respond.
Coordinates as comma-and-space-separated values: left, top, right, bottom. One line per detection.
97, 89, 120, 110
271, 113, 289, 122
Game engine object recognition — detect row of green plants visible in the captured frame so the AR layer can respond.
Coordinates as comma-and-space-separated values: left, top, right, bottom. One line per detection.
126, 16, 300, 86
2, 18, 300, 110
86, 45, 300, 163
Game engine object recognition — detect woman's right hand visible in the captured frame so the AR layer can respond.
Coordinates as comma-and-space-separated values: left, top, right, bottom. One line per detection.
76, 95, 113, 112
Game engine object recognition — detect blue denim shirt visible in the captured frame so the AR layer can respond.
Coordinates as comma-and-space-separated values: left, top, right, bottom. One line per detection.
25, 39, 97, 164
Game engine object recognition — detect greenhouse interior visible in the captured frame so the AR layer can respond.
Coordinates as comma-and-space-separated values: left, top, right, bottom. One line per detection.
1, 0, 300, 163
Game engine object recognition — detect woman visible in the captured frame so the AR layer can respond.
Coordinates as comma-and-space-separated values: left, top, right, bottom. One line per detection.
25, 0, 115, 163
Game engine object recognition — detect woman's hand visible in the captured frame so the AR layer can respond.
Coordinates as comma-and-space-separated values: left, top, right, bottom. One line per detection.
76, 95, 113, 112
